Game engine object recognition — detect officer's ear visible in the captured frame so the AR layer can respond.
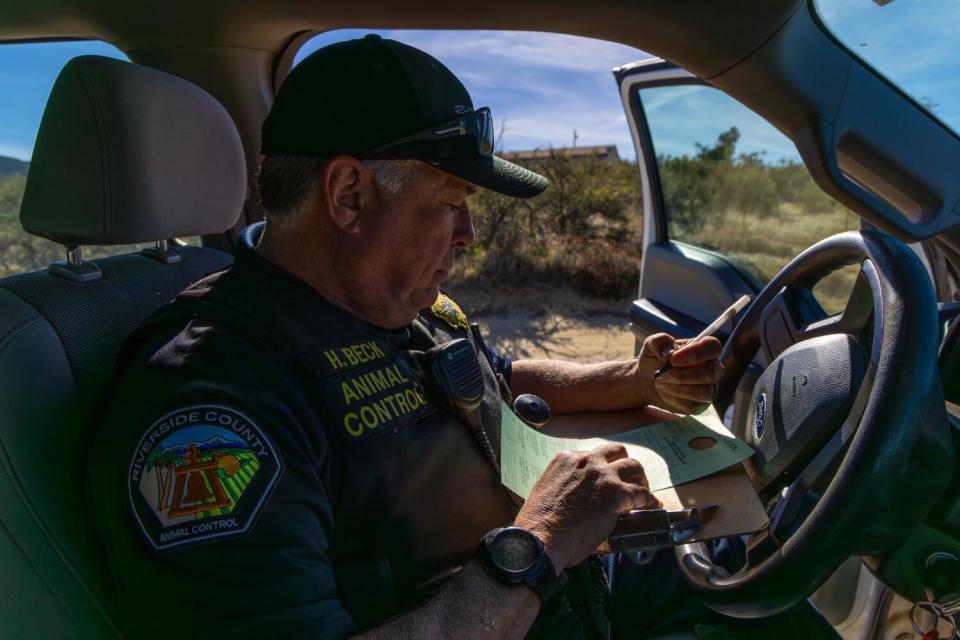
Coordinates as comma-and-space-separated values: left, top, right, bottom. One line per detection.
319, 156, 375, 234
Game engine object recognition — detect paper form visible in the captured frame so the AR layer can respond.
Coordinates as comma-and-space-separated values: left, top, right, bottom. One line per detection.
499, 400, 754, 499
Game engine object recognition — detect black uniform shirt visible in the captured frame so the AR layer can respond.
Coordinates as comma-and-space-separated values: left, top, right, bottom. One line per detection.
86, 223, 518, 638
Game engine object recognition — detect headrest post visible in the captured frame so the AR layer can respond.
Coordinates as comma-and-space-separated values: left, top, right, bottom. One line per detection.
141, 239, 183, 265
66, 246, 83, 267
49, 245, 102, 283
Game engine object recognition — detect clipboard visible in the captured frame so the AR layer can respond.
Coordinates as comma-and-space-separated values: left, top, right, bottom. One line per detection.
541, 406, 769, 542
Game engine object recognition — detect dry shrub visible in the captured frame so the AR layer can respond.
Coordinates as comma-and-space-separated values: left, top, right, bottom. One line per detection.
451, 149, 643, 300
551, 236, 640, 298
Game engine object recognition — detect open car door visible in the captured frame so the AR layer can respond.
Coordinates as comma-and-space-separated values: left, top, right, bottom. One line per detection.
617, 58, 871, 432
615, 58, 880, 636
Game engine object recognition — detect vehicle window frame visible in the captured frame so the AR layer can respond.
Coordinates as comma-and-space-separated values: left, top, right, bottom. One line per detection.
273, 29, 320, 94
628, 76, 716, 248
621, 69, 711, 246
626, 72, 773, 291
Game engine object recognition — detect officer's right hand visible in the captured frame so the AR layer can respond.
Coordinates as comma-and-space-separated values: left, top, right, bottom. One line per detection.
513, 443, 661, 570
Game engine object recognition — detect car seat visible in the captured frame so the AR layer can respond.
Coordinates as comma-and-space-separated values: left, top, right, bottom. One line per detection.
0, 55, 245, 637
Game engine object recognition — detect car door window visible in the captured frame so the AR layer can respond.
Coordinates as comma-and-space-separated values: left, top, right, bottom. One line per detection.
639, 83, 861, 313
0, 40, 201, 278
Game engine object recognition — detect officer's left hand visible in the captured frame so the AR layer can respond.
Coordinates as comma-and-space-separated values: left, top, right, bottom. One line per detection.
637, 333, 723, 415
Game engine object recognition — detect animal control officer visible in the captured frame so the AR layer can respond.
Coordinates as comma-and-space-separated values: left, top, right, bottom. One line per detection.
86, 35, 723, 639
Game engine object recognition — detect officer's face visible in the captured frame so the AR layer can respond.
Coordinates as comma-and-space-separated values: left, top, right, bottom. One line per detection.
363, 164, 476, 325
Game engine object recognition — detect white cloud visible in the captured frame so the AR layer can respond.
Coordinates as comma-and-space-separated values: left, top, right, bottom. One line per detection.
497, 108, 632, 155
640, 85, 701, 114
378, 30, 649, 74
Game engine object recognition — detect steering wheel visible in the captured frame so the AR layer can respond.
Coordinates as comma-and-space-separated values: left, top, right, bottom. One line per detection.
674, 230, 954, 618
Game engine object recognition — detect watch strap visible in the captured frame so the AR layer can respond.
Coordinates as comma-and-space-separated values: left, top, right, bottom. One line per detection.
524, 548, 562, 605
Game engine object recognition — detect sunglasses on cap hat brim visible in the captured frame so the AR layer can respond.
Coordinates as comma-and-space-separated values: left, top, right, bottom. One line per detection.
358, 107, 494, 159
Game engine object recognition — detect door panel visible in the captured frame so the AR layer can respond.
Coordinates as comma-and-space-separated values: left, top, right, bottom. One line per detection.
631, 242, 757, 345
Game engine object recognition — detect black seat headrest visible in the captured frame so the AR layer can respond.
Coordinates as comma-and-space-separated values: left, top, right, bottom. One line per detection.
20, 55, 245, 247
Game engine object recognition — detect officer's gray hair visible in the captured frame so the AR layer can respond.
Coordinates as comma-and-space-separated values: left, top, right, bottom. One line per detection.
365, 159, 421, 195
257, 155, 421, 224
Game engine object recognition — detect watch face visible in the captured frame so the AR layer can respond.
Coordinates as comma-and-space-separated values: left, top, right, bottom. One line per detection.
490, 528, 539, 572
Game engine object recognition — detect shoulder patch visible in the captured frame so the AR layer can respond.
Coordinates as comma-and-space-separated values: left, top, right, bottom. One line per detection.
128, 404, 283, 552
430, 293, 469, 330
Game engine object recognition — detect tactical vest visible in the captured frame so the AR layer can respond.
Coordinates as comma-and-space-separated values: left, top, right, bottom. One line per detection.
117, 267, 518, 623
116, 245, 608, 638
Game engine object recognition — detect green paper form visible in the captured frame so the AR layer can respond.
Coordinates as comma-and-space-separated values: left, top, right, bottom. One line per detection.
499, 401, 754, 499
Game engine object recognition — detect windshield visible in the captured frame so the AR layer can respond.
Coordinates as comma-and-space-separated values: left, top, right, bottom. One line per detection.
814, 0, 960, 135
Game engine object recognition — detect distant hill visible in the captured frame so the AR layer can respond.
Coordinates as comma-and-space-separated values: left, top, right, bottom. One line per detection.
0, 156, 28, 179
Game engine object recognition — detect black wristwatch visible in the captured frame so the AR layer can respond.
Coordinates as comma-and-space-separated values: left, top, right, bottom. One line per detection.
481, 526, 562, 607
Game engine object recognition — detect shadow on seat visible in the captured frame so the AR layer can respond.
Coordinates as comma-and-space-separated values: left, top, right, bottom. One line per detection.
0, 55, 246, 638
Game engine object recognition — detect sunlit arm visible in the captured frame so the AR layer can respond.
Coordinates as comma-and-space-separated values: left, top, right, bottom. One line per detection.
509, 333, 723, 416
510, 358, 646, 414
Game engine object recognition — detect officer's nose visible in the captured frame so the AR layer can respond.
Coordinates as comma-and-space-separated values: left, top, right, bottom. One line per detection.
452, 201, 475, 249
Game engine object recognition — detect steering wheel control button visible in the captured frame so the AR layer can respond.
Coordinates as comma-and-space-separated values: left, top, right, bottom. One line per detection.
745, 333, 865, 490
758, 289, 802, 361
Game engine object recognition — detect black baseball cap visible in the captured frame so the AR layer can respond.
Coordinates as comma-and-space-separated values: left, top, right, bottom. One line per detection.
261, 34, 549, 198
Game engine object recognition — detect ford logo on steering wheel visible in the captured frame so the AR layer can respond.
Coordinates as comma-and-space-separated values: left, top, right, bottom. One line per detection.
753, 392, 767, 440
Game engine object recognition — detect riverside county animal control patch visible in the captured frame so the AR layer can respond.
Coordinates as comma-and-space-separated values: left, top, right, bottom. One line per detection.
128, 405, 282, 552
430, 293, 468, 330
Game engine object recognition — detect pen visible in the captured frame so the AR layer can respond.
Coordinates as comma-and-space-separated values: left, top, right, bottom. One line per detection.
652, 294, 752, 379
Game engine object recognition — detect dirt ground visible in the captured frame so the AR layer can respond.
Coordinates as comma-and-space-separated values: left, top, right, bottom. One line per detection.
447, 284, 638, 363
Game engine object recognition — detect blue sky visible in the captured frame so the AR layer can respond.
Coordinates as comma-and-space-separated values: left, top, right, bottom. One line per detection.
159, 425, 244, 451
641, 84, 799, 162
0, 4, 957, 163
0, 40, 126, 160
816, 0, 960, 128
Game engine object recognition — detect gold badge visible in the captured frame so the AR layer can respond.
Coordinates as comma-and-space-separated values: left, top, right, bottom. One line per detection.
430, 293, 469, 330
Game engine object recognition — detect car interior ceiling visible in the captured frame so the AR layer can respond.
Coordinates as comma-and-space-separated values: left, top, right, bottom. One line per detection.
4, 0, 960, 636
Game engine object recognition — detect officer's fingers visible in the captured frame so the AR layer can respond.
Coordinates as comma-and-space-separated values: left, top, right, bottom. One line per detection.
641, 333, 678, 362
590, 442, 629, 463
670, 336, 722, 367
658, 361, 724, 385
655, 389, 711, 415
655, 381, 718, 403
610, 457, 648, 487
623, 483, 662, 510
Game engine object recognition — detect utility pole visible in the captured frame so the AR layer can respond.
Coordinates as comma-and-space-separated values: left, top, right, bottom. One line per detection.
497, 117, 507, 153
572, 129, 578, 148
